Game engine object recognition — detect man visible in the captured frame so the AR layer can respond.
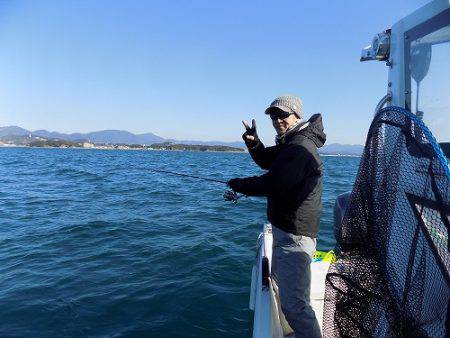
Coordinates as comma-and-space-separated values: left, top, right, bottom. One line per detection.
227, 94, 325, 337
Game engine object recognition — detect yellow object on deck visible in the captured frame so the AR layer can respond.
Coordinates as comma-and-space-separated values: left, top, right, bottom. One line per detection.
313, 250, 336, 263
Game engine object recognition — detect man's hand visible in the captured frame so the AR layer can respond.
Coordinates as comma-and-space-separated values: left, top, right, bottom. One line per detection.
227, 178, 241, 192
242, 119, 260, 148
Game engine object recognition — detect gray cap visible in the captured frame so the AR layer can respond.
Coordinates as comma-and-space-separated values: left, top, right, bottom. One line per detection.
265, 94, 303, 119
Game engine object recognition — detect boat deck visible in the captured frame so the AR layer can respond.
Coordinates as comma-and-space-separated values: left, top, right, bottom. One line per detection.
251, 224, 331, 338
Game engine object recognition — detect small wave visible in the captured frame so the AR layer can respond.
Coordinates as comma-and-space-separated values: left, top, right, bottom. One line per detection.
53, 167, 104, 181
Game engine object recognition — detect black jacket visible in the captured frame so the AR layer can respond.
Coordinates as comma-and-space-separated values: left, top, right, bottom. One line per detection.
231, 114, 326, 237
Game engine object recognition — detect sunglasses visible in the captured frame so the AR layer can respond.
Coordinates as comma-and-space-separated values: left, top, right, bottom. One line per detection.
269, 111, 293, 121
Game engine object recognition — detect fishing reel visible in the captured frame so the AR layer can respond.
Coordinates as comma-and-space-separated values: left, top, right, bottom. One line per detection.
223, 189, 241, 204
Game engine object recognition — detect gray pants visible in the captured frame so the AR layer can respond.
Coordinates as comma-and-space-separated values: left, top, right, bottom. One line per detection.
271, 226, 322, 338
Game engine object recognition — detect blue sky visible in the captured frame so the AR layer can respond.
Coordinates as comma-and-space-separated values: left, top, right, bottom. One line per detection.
0, 0, 430, 145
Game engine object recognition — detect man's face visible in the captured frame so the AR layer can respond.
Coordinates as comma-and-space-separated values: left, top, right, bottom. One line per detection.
271, 111, 299, 135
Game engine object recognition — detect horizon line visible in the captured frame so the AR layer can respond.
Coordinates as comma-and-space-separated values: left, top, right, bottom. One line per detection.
0, 125, 365, 146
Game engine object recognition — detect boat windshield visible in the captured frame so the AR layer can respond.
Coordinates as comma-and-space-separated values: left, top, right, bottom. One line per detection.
405, 9, 450, 145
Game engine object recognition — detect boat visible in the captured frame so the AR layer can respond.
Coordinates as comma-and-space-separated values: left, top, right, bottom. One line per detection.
249, 224, 333, 337
249, 0, 449, 337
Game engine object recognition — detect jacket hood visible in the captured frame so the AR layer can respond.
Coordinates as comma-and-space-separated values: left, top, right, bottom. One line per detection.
287, 114, 326, 148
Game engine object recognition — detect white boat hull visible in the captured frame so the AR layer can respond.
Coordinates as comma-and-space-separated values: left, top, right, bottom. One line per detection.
250, 224, 330, 338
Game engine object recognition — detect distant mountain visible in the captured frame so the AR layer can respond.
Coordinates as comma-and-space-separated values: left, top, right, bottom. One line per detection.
0, 126, 364, 154
0, 134, 35, 145
33, 129, 70, 140
2, 126, 240, 147
32, 129, 165, 145
319, 143, 364, 156
166, 139, 245, 148
0, 126, 30, 137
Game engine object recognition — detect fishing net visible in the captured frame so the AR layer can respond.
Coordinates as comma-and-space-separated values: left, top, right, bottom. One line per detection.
323, 106, 450, 337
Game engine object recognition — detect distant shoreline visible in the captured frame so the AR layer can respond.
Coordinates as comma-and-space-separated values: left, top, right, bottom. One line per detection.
320, 154, 361, 157
0, 145, 364, 156
0, 144, 247, 154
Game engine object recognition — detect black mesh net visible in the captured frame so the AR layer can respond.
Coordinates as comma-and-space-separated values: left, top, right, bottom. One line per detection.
323, 107, 449, 337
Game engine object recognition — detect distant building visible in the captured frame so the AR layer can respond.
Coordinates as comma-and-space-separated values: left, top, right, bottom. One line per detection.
83, 142, 94, 148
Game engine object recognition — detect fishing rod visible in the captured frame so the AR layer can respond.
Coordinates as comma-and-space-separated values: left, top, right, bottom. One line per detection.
148, 168, 243, 203
148, 168, 228, 184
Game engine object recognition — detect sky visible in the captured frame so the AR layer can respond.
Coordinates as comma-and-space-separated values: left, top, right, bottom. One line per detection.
0, 0, 433, 145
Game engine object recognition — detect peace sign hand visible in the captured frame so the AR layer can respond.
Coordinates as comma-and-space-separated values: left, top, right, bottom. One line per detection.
241, 119, 259, 148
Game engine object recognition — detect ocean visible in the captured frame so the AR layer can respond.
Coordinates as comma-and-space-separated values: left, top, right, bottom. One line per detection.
0, 148, 360, 337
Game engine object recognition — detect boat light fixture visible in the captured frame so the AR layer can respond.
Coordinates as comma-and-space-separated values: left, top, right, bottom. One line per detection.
360, 30, 391, 62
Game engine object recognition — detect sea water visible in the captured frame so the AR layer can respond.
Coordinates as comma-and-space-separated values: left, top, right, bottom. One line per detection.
0, 148, 359, 337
